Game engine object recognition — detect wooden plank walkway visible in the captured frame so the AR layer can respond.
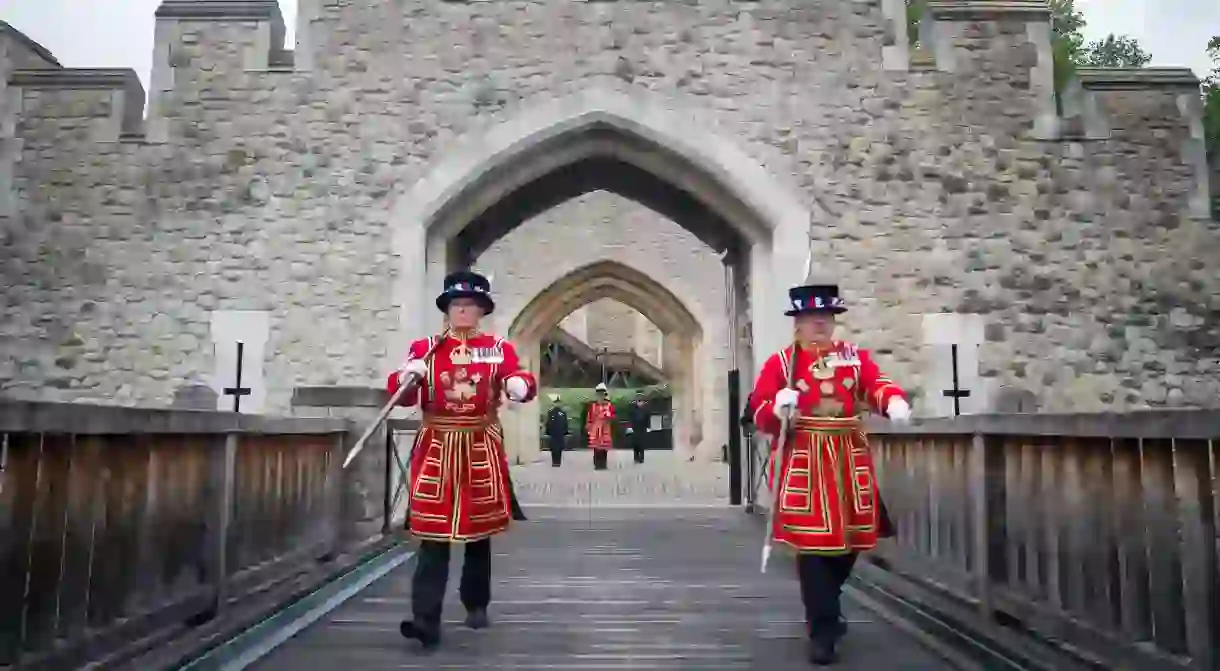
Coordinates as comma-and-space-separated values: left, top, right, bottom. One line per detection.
249, 507, 958, 670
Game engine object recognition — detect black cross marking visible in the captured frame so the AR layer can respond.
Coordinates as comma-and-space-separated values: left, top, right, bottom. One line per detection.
223, 340, 252, 413
941, 344, 972, 417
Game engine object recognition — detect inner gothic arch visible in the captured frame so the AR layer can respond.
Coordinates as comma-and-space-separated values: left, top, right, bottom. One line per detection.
389, 84, 814, 380
501, 261, 709, 464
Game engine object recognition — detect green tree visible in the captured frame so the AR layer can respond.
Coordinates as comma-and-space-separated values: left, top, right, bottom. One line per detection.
1204, 36, 1219, 218
1080, 34, 1153, 68
1049, 0, 1087, 94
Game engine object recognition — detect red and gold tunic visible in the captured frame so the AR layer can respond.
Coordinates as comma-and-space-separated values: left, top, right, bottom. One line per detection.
386, 330, 537, 543
749, 340, 906, 555
586, 400, 615, 451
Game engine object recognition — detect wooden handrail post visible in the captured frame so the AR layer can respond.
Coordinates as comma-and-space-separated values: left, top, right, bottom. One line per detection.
970, 431, 1006, 618
1174, 438, 1217, 670
204, 433, 238, 615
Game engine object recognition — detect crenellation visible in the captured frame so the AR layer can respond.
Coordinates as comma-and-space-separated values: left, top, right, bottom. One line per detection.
9, 69, 146, 142
1063, 67, 1211, 220
147, 0, 288, 142
919, 0, 1058, 138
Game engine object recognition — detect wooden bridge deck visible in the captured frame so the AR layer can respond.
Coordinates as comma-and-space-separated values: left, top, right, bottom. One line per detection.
246, 508, 958, 670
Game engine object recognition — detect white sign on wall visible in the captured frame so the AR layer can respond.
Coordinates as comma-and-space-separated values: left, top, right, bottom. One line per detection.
920, 313, 985, 418
209, 310, 271, 414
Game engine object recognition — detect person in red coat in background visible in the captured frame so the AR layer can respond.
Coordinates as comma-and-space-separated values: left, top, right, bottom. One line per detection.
387, 270, 537, 652
586, 382, 615, 470
749, 282, 912, 666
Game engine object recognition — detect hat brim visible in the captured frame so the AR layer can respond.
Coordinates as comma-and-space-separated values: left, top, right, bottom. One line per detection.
437, 291, 495, 315
785, 306, 847, 317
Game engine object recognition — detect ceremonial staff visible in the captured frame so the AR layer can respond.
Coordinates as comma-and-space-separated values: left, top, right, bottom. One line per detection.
760, 339, 799, 573
342, 329, 449, 469
760, 210, 818, 572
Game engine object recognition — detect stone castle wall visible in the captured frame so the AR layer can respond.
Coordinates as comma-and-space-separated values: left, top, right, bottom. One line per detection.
0, 0, 1216, 415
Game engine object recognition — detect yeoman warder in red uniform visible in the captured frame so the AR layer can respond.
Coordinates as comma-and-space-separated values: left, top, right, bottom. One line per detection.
749, 282, 912, 666
387, 270, 537, 651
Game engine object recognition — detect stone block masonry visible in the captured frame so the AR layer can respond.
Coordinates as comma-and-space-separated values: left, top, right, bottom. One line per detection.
0, 0, 1216, 416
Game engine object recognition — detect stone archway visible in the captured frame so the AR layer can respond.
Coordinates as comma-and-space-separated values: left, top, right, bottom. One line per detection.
388, 83, 814, 382
500, 261, 707, 464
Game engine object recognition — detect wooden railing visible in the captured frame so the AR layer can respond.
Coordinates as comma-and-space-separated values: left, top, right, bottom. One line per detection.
868, 412, 1218, 670
0, 401, 350, 669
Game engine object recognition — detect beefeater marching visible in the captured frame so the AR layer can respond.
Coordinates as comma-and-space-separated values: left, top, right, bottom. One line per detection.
388, 269, 537, 652
749, 282, 911, 666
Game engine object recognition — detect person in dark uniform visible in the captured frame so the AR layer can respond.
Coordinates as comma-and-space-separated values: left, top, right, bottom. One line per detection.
544, 394, 569, 467
626, 391, 650, 463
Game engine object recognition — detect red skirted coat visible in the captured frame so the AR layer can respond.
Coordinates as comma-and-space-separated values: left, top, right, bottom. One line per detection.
749, 341, 906, 555
586, 400, 615, 450
386, 331, 537, 542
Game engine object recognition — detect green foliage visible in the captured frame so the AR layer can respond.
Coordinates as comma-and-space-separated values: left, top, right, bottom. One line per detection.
1205, 37, 1220, 219
1049, 0, 1087, 98
906, 0, 925, 48
1079, 34, 1152, 68
539, 385, 670, 437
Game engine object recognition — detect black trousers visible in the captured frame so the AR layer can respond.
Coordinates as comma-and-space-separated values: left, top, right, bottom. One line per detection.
592, 449, 608, 470
547, 436, 564, 466
797, 552, 858, 641
410, 539, 492, 631
631, 435, 645, 463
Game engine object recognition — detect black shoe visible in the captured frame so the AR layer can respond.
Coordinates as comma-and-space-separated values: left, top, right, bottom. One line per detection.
835, 617, 848, 640
808, 637, 837, 666
465, 608, 490, 630
399, 620, 440, 651
512, 507, 527, 521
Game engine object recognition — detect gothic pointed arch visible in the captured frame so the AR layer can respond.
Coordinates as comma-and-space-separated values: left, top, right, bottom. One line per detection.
507, 260, 703, 346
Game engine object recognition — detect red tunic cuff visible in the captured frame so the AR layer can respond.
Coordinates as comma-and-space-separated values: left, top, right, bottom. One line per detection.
753, 400, 782, 436
386, 370, 419, 407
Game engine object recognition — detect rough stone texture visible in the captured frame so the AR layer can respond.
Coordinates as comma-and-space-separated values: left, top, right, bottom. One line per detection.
1, 0, 1217, 420
559, 301, 665, 370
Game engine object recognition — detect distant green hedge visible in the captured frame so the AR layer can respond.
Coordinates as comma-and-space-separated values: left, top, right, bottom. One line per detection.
539, 384, 669, 437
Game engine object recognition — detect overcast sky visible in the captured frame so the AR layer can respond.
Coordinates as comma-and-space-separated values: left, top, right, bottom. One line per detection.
2, 0, 1217, 92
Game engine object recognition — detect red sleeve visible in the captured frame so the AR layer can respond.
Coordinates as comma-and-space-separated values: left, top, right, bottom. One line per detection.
607, 403, 616, 419
748, 353, 788, 437
497, 339, 538, 403
386, 338, 432, 408
858, 348, 907, 415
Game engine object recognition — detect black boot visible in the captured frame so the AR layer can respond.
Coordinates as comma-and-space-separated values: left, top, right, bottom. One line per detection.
399, 620, 440, 651
465, 608, 491, 630
808, 636, 837, 666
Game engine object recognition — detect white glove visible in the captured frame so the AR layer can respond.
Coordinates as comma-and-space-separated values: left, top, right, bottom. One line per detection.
772, 388, 799, 420
505, 376, 529, 402
398, 359, 428, 384
886, 398, 912, 423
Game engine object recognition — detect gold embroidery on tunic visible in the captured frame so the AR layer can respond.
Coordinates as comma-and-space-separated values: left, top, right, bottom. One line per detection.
450, 340, 473, 365
810, 397, 845, 417
819, 381, 835, 395
796, 379, 810, 392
